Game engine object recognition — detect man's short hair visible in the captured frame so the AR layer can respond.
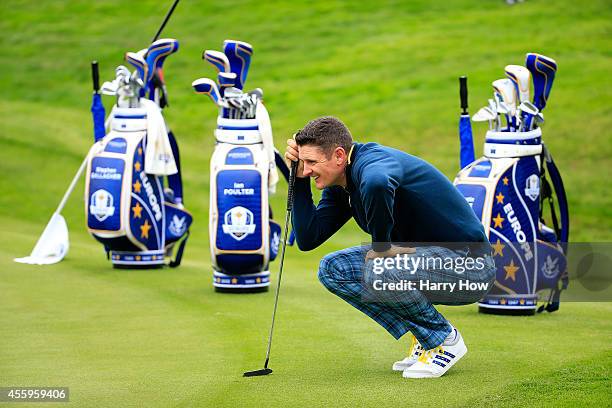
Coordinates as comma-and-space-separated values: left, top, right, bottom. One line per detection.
295, 116, 353, 156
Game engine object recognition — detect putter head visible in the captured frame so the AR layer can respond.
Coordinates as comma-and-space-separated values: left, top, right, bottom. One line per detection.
243, 368, 273, 377
519, 100, 539, 116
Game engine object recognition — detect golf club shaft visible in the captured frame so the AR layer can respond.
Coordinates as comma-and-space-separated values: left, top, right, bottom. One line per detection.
263, 160, 298, 369
151, 0, 181, 43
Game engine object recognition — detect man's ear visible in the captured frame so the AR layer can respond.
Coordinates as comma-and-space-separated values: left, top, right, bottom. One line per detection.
334, 146, 347, 165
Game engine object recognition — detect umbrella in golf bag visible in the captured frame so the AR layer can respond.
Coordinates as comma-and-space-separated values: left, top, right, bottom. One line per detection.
458, 76, 475, 169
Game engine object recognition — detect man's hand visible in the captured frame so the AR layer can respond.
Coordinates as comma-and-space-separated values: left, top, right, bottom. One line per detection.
285, 138, 306, 178
365, 245, 416, 260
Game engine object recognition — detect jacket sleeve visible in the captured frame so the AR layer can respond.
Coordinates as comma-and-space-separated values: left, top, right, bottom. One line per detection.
358, 157, 402, 252
291, 177, 352, 251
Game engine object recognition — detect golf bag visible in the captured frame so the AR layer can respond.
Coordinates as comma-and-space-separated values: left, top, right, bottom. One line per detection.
85, 107, 192, 268
454, 127, 569, 314
86, 39, 192, 268
210, 114, 287, 291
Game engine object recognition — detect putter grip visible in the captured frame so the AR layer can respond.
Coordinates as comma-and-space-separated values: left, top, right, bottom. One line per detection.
91, 61, 100, 92
286, 160, 298, 212
459, 76, 468, 114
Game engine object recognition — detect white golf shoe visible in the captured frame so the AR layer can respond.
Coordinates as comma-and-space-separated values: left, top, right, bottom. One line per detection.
392, 333, 424, 371
402, 328, 467, 379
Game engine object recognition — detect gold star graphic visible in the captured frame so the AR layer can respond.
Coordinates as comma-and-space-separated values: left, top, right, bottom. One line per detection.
231, 278, 238, 284
256, 277, 261, 283
140, 219, 151, 239
134, 161, 141, 172
495, 192, 505, 204
138, 147, 143, 155
133, 180, 142, 193
500, 298, 507, 305
504, 259, 519, 281
132, 202, 143, 218
492, 239, 505, 257
492, 213, 505, 229
502, 177, 509, 186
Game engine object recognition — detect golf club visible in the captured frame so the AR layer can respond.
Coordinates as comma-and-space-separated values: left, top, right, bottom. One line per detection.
223, 40, 253, 90
192, 78, 227, 108
244, 159, 298, 377
203, 50, 231, 74
492, 78, 517, 131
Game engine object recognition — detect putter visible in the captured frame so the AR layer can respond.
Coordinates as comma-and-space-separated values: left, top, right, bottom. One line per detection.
244, 159, 299, 377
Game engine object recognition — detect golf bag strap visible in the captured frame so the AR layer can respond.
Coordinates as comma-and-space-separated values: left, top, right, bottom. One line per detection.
169, 229, 189, 268
167, 130, 183, 204
538, 144, 569, 313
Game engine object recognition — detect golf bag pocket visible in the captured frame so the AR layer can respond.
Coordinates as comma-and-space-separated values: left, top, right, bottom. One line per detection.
86, 130, 167, 267
454, 134, 568, 314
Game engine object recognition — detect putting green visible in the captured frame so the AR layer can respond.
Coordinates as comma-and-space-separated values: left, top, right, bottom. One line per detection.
1, 0, 610, 406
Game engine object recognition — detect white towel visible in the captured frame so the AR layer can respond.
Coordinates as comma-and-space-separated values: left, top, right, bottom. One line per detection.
141, 99, 178, 176
256, 101, 279, 194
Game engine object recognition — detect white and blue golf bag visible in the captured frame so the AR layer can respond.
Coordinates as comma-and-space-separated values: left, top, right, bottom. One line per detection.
86, 39, 192, 268
454, 128, 569, 314
195, 39, 290, 292
209, 114, 286, 291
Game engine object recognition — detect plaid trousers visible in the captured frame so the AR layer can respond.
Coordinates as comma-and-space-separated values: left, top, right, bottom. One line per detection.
318, 245, 496, 350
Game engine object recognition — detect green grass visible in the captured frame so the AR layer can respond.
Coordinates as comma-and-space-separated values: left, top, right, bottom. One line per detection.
0, 0, 611, 406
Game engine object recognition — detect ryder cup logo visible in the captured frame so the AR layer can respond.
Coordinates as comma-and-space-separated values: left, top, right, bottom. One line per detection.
222, 206, 256, 241
542, 255, 560, 279
169, 215, 187, 236
525, 174, 540, 201
90, 189, 115, 221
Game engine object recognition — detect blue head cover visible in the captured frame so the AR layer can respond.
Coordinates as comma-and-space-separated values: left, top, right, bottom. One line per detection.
223, 40, 253, 90
145, 39, 179, 83
525, 53, 557, 111
125, 50, 149, 84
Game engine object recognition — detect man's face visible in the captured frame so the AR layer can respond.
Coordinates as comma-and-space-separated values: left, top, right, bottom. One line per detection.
299, 144, 346, 189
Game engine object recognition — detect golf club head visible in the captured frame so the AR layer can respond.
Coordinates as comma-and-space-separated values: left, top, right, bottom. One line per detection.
192, 78, 225, 107
505, 64, 531, 103
525, 53, 557, 111
146, 38, 179, 84
248, 88, 264, 99
519, 100, 539, 116
243, 368, 273, 377
203, 50, 230, 73
100, 80, 118, 96
115, 65, 130, 81
125, 50, 149, 83
223, 39, 253, 89
492, 78, 517, 116
472, 107, 496, 122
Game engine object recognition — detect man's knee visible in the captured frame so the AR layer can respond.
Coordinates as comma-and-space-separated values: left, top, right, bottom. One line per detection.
318, 253, 337, 289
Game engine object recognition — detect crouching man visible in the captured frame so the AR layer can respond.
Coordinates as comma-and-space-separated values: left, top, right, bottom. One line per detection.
285, 116, 496, 379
